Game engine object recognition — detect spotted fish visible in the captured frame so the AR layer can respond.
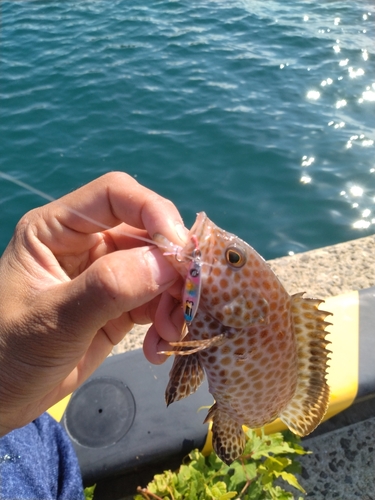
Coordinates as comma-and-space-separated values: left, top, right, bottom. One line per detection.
155, 212, 331, 465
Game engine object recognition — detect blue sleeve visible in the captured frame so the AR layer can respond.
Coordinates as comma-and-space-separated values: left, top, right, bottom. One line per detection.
0, 412, 84, 500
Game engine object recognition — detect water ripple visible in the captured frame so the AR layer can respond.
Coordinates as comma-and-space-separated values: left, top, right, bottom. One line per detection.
1, 0, 374, 258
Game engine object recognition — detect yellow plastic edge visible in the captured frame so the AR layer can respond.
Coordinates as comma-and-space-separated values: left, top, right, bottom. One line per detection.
202, 290, 360, 455
47, 394, 72, 422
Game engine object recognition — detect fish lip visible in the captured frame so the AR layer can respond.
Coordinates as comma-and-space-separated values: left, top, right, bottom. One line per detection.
187, 212, 216, 275
189, 211, 208, 240
188, 212, 213, 256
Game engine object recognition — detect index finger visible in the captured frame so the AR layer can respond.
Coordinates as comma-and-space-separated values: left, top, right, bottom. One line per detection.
37, 172, 188, 247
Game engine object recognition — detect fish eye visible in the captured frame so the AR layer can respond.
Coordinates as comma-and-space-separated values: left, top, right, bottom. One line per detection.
225, 247, 246, 268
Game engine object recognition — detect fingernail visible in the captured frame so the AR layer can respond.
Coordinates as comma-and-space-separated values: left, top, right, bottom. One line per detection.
175, 222, 189, 244
146, 248, 179, 286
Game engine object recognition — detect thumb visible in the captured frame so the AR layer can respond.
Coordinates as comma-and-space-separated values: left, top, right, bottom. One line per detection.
55, 246, 180, 344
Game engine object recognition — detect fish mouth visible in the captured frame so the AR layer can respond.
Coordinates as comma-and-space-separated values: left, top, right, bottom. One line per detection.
187, 212, 216, 270
188, 212, 216, 253
189, 212, 208, 241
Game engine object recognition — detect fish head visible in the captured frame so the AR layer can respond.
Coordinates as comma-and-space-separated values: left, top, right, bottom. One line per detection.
180, 212, 273, 328
189, 212, 269, 328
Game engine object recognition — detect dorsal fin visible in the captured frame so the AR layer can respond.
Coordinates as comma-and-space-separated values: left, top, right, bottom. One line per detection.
280, 293, 332, 436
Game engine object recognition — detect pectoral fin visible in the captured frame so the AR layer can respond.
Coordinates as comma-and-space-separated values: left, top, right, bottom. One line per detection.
159, 334, 225, 356
280, 293, 332, 436
165, 352, 205, 406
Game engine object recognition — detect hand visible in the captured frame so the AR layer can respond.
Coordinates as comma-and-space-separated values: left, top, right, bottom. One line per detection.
0, 172, 187, 435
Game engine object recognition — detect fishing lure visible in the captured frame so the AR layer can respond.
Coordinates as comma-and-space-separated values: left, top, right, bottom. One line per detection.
182, 235, 202, 324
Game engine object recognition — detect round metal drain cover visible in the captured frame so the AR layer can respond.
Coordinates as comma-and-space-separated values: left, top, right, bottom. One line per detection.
64, 377, 136, 448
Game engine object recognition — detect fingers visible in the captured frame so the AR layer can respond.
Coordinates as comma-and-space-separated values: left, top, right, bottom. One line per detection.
143, 325, 173, 365
154, 292, 185, 342
143, 291, 185, 364
62, 246, 180, 344
34, 172, 188, 252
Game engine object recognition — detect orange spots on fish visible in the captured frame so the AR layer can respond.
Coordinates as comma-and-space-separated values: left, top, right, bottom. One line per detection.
243, 312, 251, 322
270, 312, 278, 322
221, 345, 231, 355
267, 344, 276, 354
279, 341, 287, 351
221, 357, 232, 366
261, 336, 272, 348
253, 381, 263, 391
263, 280, 271, 290
247, 337, 257, 347
272, 321, 281, 332
211, 296, 220, 306
270, 301, 278, 311
242, 267, 251, 277
216, 311, 224, 322
245, 300, 254, 310
234, 347, 245, 357
220, 278, 229, 288
247, 367, 260, 378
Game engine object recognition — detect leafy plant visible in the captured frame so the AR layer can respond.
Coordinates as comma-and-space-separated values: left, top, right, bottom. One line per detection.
84, 484, 96, 500
135, 429, 309, 500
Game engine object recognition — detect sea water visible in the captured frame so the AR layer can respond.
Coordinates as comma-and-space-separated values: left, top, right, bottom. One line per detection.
0, 0, 374, 259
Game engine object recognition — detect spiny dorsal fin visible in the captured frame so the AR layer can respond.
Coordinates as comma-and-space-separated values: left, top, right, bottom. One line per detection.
280, 293, 332, 436
165, 352, 205, 406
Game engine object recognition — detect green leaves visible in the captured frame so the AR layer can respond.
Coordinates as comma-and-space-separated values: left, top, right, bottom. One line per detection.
135, 429, 309, 500
83, 484, 96, 500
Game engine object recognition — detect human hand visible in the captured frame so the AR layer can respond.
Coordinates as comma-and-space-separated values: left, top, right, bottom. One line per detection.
0, 172, 187, 435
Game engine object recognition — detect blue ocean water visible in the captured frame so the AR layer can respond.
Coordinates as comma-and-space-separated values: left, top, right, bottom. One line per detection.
1, 0, 374, 259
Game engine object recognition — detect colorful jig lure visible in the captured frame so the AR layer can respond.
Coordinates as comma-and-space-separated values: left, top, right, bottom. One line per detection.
182, 235, 202, 324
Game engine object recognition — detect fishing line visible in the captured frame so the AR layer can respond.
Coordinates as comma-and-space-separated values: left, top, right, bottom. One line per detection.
0, 171, 218, 270
0, 170, 173, 248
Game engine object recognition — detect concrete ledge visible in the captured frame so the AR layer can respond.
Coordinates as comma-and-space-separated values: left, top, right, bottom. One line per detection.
268, 234, 375, 298
300, 416, 375, 499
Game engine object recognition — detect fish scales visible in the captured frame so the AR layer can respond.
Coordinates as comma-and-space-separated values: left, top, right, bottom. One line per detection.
155, 212, 331, 465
